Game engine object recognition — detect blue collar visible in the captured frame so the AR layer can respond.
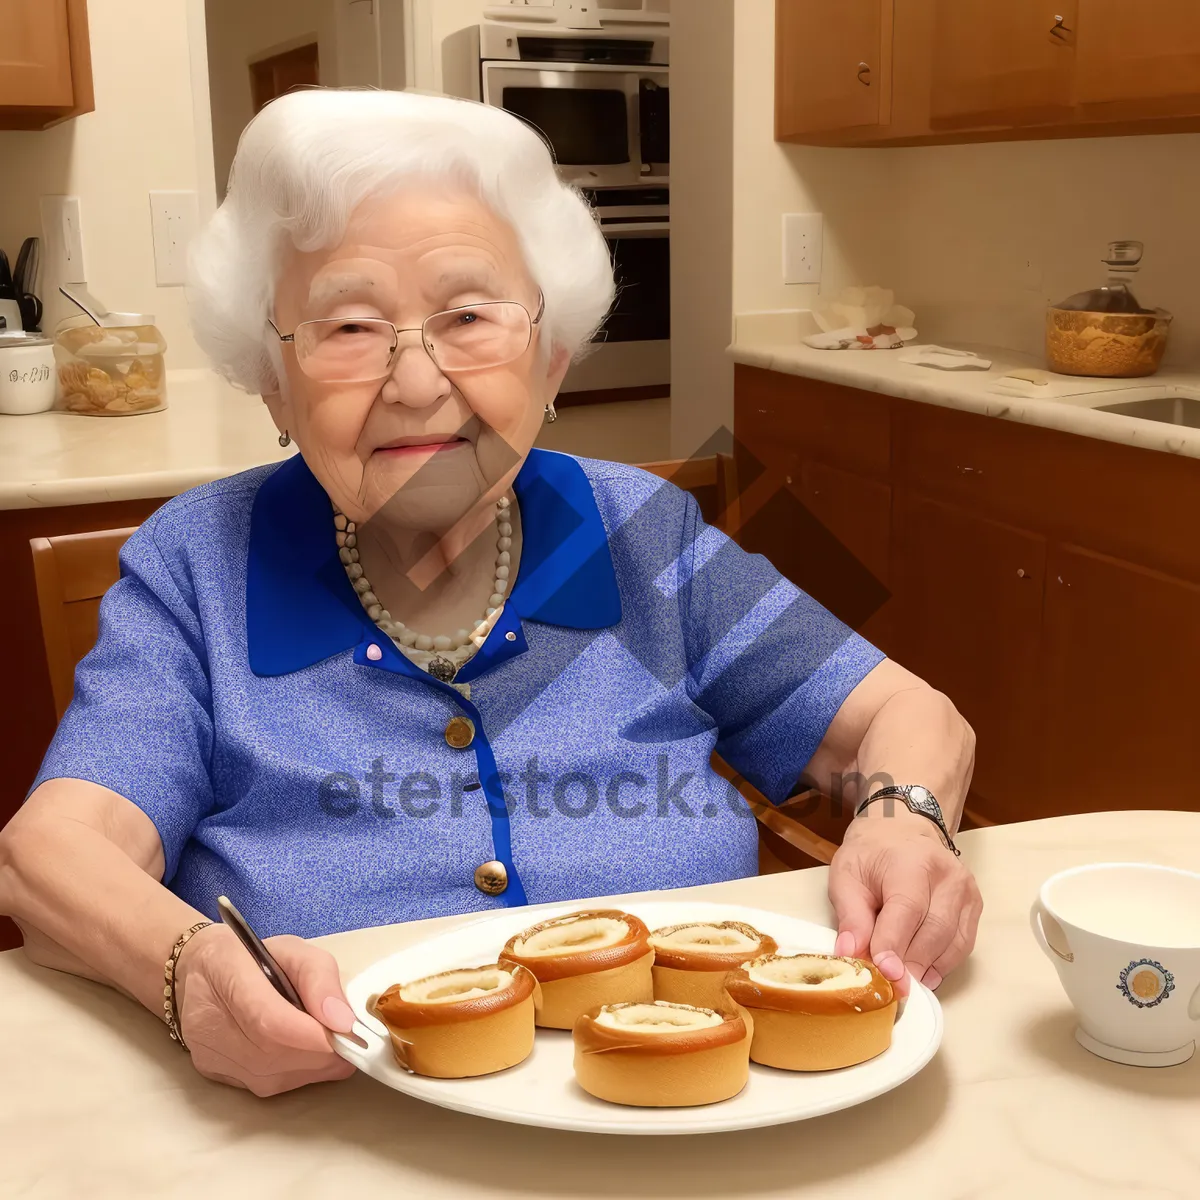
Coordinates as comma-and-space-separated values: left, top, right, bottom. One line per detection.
246, 448, 621, 677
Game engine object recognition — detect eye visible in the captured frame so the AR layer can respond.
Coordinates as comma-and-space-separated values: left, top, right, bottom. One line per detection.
454, 311, 479, 327
335, 322, 375, 336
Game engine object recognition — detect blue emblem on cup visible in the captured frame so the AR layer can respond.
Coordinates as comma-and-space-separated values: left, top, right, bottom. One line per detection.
1116, 959, 1175, 1008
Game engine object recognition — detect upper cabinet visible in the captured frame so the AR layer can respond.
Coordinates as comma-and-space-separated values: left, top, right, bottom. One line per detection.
929, 0, 1077, 129
0, 0, 93, 131
1074, 0, 1200, 119
777, 0, 1200, 146
775, 0, 893, 139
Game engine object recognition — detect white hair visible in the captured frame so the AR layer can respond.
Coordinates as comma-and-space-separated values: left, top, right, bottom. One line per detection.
188, 88, 616, 394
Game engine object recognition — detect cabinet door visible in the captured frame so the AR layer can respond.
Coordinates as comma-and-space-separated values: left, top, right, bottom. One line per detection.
800, 461, 895, 653
776, 0, 893, 139
0, 0, 73, 107
894, 492, 1047, 822
1075, 0, 1200, 119
1042, 544, 1200, 813
929, 0, 1078, 128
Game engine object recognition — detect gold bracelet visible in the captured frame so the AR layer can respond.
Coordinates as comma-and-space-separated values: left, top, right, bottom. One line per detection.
163, 920, 213, 1051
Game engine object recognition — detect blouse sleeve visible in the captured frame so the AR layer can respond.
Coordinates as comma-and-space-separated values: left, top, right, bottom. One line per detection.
27, 520, 215, 880
676, 492, 885, 805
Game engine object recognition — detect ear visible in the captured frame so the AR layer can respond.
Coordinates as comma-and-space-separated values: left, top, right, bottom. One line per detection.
261, 387, 288, 437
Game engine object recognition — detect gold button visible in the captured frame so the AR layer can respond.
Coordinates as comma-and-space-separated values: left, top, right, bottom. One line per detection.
444, 716, 475, 749
474, 860, 508, 896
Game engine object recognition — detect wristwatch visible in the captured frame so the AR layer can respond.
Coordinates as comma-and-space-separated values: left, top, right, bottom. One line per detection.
854, 785, 961, 857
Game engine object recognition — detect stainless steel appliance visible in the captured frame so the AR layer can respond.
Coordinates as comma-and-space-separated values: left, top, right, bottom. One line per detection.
479, 10, 670, 397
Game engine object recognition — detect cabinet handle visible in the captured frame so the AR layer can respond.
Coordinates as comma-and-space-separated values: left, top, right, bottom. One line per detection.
1017, 569, 1027, 579
1050, 14, 1072, 41
857, 62, 872, 86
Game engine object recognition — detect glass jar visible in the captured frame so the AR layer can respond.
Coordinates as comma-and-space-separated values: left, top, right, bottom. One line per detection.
53, 313, 168, 415
1046, 241, 1172, 378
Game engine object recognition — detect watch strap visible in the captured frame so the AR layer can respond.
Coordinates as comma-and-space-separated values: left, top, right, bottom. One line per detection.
855, 785, 961, 857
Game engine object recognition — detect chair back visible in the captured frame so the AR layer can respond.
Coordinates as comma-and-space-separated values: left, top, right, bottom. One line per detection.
29, 527, 138, 721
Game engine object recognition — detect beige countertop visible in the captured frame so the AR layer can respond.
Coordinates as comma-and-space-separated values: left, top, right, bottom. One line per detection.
2, 810, 1198, 1198
730, 311, 1200, 460
0, 370, 294, 511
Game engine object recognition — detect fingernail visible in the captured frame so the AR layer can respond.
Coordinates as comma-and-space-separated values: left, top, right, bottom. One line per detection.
322, 996, 356, 1033
875, 951, 904, 981
834, 931, 856, 956
923, 968, 943, 991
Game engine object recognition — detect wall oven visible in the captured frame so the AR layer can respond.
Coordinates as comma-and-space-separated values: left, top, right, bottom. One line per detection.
479, 23, 668, 190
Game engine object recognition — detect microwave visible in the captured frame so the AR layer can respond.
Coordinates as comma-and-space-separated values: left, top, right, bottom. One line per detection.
479, 23, 669, 190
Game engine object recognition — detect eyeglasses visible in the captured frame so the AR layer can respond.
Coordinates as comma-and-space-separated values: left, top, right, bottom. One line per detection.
268, 293, 545, 384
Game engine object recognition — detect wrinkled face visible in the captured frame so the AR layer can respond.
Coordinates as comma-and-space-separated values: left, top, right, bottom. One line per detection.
264, 185, 570, 530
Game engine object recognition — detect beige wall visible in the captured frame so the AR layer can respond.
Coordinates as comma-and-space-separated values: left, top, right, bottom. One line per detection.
0, 0, 210, 368
669, 0, 734, 458
536, 396, 671, 462
733, 0, 1200, 365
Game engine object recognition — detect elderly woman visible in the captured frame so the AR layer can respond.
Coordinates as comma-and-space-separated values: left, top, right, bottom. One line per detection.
0, 90, 980, 1095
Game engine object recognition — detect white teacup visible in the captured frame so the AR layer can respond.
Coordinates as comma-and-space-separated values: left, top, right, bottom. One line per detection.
1031, 862, 1200, 1066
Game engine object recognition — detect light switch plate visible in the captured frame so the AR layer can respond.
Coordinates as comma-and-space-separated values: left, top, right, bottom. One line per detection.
39, 195, 87, 285
782, 212, 823, 285
149, 190, 200, 287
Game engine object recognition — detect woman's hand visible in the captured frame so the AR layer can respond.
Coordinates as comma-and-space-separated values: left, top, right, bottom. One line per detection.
827, 809, 983, 996
174, 924, 359, 1096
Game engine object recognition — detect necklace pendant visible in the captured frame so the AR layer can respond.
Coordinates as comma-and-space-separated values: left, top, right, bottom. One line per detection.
427, 655, 458, 685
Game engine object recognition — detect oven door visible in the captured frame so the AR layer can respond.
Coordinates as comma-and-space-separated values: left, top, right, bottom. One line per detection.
481, 62, 668, 189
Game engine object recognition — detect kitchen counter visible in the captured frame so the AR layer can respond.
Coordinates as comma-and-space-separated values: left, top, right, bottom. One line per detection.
0, 369, 294, 510
1, 811, 1197, 1198
729, 312, 1200, 460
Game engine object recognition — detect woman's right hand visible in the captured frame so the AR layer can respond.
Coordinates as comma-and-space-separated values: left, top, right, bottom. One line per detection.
174, 924, 359, 1096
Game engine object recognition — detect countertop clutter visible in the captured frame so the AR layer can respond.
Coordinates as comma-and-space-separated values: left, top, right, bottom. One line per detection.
728, 312, 1200, 460
0, 369, 294, 510
1, 812, 1197, 1198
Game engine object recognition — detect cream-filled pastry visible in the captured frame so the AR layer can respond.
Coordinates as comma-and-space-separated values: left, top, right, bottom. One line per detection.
371, 963, 539, 1078
649, 920, 778, 1010
573, 1000, 751, 1107
498, 910, 654, 1029
724, 953, 897, 1071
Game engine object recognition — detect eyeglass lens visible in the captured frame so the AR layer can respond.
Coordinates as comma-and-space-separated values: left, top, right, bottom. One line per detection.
292, 303, 534, 383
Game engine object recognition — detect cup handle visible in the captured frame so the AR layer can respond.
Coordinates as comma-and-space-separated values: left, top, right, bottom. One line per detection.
1030, 898, 1074, 963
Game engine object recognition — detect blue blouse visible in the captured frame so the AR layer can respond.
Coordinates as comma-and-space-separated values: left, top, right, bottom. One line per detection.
30, 449, 883, 938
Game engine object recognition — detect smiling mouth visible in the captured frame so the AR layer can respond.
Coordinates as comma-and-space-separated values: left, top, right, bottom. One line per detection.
375, 436, 470, 456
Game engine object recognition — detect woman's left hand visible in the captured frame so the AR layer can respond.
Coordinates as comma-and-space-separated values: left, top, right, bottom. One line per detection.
827, 810, 983, 996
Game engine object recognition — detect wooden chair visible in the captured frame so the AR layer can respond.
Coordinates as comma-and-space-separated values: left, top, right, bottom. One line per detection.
638, 454, 836, 869
29, 465, 837, 873
30, 527, 139, 722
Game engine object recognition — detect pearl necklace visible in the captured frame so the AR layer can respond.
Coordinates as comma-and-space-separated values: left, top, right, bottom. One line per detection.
333, 497, 513, 684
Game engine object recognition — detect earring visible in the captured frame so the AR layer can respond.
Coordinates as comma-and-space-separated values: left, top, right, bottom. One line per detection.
544, 401, 557, 424
278, 430, 291, 447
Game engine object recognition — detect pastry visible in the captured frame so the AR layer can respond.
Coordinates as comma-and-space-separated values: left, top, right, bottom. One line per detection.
498, 909, 654, 1029
724, 953, 897, 1071
573, 1000, 751, 1107
371, 962, 539, 1078
649, 920, 778, 1010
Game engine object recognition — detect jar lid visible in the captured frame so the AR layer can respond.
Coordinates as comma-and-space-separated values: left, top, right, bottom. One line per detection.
104, 312, 156, 327
0, 331, 52, 348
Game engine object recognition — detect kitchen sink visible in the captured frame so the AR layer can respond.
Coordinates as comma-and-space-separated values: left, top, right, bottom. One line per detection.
1093, 395, 1200, 428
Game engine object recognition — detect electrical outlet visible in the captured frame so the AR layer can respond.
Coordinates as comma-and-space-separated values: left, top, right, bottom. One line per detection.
39, 195, 87, 284
782, 212, 823, 285
149, 191, 200, 287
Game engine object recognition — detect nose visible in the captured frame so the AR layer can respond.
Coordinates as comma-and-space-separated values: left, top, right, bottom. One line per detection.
379, 332, 452, 409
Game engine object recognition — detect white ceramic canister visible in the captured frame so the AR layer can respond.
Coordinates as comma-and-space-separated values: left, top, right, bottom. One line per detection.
0, 333, 57, 415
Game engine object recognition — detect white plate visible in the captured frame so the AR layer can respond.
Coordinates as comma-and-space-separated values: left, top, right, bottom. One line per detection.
331, 900, 943, 1135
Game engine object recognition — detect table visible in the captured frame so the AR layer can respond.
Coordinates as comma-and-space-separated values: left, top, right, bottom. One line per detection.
2, 811, 1198, 1197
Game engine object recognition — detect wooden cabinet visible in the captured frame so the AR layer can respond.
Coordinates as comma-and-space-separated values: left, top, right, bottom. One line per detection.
929, 0, 1077, 128
777, 0, 1200, 145
775, 0, 893, 139
1042, 544, 1200, 813
734, 364, 1200, 827
1075, 0, 1200, 120
894, 492, 1047, 822
0, 0, 93, 130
